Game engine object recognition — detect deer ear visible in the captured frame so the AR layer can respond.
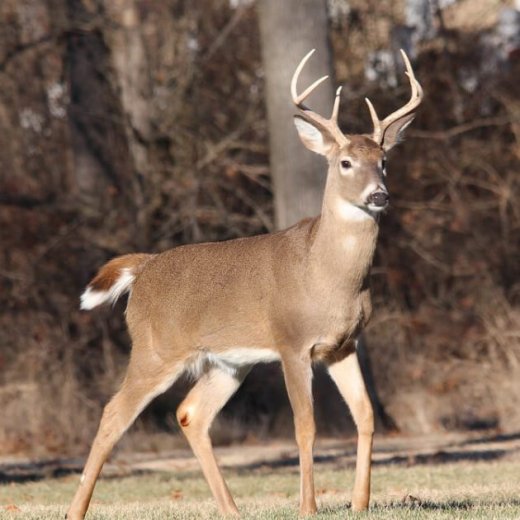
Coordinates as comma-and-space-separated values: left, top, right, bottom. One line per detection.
294, 116, 335, 156
380, 113, 415, 151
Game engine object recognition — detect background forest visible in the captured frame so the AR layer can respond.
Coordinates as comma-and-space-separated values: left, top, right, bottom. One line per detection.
0, 0, 519, 458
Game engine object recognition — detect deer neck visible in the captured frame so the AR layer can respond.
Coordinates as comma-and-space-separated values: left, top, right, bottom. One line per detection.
310, 178, 379, 289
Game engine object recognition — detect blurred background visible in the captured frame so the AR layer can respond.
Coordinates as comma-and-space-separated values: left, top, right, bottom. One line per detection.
0, 0, 519, 458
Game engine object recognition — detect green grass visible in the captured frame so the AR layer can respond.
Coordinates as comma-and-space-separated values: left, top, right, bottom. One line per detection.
0, 459, 519, 519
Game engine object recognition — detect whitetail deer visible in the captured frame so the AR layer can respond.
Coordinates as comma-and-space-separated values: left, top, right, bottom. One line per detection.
67, 49, 422, 519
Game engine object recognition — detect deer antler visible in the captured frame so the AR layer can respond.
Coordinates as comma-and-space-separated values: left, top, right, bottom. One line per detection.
291, 49, 348, 145
365, 50, 423, 145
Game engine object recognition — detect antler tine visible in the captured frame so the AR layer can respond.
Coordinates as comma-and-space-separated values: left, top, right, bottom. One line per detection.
290, 49, 347, 144
367, 49, 423, 145
294, 75, 330, 106
290, 49, 313, 102
291, 49, 329, 108
364, 97, 382, 144
331, 86, 342, 122
380, 50, 423, 126
401, 49, 423, 100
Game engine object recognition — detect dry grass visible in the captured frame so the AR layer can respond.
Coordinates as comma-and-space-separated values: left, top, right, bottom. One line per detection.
1, 460, 519, 519
1, 435, 519, 519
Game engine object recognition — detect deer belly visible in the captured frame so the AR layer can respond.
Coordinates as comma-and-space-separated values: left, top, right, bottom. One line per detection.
185, 347, 280, 378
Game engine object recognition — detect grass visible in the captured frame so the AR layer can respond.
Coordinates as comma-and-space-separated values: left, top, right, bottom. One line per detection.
0, 457, 519, 519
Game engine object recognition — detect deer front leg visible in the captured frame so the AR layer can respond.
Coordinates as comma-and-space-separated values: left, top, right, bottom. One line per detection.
281, 350, 316, 516
327, 344, 374, 512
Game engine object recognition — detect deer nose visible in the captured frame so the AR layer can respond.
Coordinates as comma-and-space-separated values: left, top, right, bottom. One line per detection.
367, 191, 389, 207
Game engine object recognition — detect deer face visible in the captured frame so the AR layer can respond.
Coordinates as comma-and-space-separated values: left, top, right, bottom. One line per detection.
336, 136, 388, 214
293, 118, 388, 216
291, 49, 422, 219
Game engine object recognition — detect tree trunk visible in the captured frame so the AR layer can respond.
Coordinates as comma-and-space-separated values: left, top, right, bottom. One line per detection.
102, 0, 152, 248
258, 0, 333, 229
258, 0, 395, 433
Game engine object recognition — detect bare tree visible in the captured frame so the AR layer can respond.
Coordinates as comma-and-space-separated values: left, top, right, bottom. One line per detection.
258, 0, 334, 229
258, 0, 396, 432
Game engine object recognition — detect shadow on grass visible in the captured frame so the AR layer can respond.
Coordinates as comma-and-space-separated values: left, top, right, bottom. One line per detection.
455, 431, 520, 447
320, 497, 520, 515
236, 446, 509, 474
0, 458, 152, 484
1, 430, 518, 484
236, 429, 520, 474
371, 447, 508, 466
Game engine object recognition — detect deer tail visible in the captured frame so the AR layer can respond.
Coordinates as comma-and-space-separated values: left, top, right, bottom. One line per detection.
80, 253, 155, 310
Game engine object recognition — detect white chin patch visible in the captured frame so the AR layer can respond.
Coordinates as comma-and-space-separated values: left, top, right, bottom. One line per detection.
366, 204, 387, 213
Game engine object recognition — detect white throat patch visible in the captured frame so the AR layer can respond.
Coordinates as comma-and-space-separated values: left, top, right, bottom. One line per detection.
336, 200, 374, 222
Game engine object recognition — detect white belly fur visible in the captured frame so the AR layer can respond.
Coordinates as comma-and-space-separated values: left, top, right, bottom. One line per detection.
185, 348, 280, 379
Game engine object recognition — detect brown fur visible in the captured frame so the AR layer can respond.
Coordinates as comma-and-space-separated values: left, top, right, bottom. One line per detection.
67, 53, 421, 520
345, 134, 382, 158
89, 254, 155, 292
68, 153, 381, 520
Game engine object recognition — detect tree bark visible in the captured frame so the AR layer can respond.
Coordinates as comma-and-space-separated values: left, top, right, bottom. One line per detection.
258, 0, 395, 433
258, 0, 333, 229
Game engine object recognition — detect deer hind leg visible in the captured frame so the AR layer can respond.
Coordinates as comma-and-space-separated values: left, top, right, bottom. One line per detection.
327, 343, 374, 512
177, 365, 250, 516
281, 350, 317, 516
67, 354, 183, 520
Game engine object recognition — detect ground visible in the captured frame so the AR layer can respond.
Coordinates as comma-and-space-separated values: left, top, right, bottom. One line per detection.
0, 432, 519, 519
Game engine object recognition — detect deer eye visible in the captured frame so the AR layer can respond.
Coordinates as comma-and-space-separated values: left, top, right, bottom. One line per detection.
340, 160, 352, 169
381, 158, 387, 175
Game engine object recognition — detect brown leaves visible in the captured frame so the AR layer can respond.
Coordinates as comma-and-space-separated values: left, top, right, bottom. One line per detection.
4, 504, 21, 513
170, 489, 183, 500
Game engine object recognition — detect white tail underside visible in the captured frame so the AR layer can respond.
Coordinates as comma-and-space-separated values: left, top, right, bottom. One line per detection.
80, 268, 135, 310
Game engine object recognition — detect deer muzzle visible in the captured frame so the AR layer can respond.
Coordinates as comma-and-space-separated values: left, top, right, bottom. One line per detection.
367, 190, 389, 208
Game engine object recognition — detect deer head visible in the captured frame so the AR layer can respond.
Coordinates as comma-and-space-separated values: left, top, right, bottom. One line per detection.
292, 49, 423, 217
